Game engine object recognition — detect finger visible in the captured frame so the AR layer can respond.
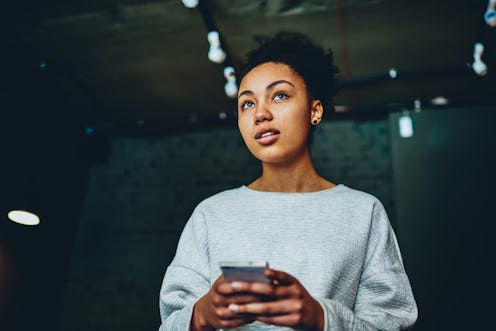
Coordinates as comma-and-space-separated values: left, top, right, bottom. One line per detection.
211, 291, 275, 310
213, 306, 254, 320
228, 299, 301, 316
224, 294, 275, 305
265, 268, 294, 286
215, 316, 256, 329
227, 281, 288, 299
217, 280, 273, 294
217, 278, 268, 294
256, 313, 302, 327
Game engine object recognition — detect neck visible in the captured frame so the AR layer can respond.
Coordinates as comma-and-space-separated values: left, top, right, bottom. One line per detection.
248, 150, 335, 193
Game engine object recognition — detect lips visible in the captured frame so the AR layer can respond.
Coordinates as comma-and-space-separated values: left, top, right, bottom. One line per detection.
255, 128, 280, 145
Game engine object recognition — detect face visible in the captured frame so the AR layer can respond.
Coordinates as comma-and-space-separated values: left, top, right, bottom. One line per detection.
237, 62, 323, 165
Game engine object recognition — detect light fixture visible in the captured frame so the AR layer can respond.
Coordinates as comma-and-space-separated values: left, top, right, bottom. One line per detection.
207, 31, 226, 64
223, 66, 238, 98
431, 96, 449, 106
398, 112, 414, 138
181, 0, 199, 8
472, 43, 488, 76
333, 105, 349, 112
413, 99, 421, 112
485, 0, 496, 27
388, 68, 398, 79
7, 210, 40, 226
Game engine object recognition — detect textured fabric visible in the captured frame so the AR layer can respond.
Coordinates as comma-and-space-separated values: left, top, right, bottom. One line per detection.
159, 184, 417, 330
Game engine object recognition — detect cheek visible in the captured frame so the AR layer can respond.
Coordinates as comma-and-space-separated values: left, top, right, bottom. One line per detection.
282, 109, 311, 131
237, 119, 251, 144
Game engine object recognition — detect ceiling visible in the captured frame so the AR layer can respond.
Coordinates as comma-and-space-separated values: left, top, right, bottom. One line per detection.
2, 0, 495, 132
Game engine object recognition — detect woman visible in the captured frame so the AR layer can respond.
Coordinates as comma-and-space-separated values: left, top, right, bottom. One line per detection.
159, 32, 417, 331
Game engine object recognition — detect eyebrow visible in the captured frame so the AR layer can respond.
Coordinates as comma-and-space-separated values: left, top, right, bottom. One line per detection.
237, 80, 295, 99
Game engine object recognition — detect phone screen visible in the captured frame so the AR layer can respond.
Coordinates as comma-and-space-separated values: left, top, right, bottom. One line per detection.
220, 261, 270, 283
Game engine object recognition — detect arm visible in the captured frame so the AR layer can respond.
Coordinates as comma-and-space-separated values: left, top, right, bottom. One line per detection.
158, 208, 211, 331
158, 207, 259, 331
318, 201, 417, 330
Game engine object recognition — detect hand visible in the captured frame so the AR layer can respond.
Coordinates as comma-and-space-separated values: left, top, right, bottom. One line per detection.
191, 274, 271, 331
226, 269, 325, 331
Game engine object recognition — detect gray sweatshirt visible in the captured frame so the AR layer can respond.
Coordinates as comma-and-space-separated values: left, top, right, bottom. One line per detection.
159, 184, 417, 330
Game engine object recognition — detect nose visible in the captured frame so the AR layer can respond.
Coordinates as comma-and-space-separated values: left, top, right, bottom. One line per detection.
254, 103, 273, 124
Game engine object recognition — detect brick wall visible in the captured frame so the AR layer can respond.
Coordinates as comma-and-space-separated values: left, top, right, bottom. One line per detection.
56, 117, 393, 331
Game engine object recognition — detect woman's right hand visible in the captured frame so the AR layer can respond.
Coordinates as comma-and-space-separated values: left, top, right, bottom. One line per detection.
191, 274, 267, 331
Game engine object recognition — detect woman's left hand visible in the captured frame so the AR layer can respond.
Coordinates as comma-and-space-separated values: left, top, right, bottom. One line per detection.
226, 268, 324, 331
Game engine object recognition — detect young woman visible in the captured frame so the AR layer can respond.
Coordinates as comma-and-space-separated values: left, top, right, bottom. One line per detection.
159, 32, 417, 331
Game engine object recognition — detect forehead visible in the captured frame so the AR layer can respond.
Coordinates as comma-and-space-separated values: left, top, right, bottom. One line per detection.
239, 62, 307, 91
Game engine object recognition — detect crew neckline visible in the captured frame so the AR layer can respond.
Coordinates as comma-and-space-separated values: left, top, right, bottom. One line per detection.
240, 183, 345, 195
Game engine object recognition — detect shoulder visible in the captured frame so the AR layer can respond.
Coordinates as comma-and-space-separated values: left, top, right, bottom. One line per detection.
329, 184, 382, 208
191, 186, 246, 215
325, 185, 389, 230
197, 186, 245, 205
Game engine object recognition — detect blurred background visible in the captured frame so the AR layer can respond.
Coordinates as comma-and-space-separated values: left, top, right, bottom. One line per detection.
0, 0, 495, 330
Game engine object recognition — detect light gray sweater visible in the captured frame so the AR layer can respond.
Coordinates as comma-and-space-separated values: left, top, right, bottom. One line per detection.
159, 184, 417, 330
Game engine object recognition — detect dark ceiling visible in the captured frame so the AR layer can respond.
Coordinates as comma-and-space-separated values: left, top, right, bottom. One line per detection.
3, 0, 495, 131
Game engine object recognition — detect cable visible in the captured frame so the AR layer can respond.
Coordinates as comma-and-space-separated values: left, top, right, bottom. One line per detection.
336, 0, 352, 80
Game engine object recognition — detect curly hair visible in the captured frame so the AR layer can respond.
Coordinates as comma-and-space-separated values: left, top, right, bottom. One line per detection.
236, 31, 340, 111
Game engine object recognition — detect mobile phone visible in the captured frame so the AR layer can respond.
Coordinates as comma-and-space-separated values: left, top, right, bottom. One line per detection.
220, 261, 270, 283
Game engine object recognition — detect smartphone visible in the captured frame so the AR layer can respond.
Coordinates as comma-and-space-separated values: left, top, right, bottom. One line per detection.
220, 261, 270, 283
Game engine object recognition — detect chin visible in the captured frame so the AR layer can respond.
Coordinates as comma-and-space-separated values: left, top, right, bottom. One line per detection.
251, 151, 293, 165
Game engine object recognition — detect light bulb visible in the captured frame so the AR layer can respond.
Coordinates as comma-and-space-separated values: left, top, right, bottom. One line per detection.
182, 0, 199, 8
431, 96, 448, 106
388, 68, 398, 79
472, 43, 488, 76
485, 0, 496, 27
8, 210, 40, 226
414, 99, 421, 112
223, 66, 238, 98
207, 31, 226, 64
398, 114, 414, 138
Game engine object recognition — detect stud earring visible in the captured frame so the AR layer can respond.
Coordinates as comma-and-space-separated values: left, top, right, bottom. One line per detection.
312, 118, 319, 125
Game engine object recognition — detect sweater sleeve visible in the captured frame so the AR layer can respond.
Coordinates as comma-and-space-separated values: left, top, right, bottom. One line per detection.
158, 207, 211, 331
318, 200, 418, 331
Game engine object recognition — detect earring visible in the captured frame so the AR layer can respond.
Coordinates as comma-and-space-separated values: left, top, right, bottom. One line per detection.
312, 118, 319, 125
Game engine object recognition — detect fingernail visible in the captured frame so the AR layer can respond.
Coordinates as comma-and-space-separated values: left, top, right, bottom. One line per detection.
228, 304, 239, 312
230, 282, 242, 290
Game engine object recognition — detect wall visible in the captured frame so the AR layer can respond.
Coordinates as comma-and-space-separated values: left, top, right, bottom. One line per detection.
390, 107, 495, 330
56, 117, 394, 331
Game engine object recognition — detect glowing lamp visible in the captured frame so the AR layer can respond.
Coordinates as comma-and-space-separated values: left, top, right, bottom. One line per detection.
485, 0, 496, 27
182, 0, 199, 8
399, 114, 414, 138
472, 43, 488, 76
207, 31, 226, 64
7, 210, 40, 226
223, 66, 238, 98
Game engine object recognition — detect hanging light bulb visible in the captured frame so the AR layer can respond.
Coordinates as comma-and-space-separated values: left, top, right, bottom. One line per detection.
398, 112, 414, 138
472, 43, 488, 76
414, 99, 421, 112
182, 0, 199, 8
399, 116, 414, 138
388, 68, 398, 79
207, 31, 226, 64
485, 0, 496, 27
223, 66, 238, 98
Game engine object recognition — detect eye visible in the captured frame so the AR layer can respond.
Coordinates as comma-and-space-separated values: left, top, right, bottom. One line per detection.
240, 100, 254, 110
273, 92, 288, 101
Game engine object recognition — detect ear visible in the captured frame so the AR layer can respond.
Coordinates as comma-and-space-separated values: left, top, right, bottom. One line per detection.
310, 99, 324, 124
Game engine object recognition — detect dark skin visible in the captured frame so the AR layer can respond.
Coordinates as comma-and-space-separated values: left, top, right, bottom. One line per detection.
191, 268, 324, 331
192, 62, 331, 331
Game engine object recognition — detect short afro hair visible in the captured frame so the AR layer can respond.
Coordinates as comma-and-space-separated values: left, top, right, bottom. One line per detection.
236, 31, 339, 111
